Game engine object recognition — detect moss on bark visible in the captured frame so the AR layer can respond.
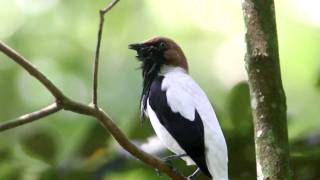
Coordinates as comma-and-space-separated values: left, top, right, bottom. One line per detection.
241, 0, 291, 179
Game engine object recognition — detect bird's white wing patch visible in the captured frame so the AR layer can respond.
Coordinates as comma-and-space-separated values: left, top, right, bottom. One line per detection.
160, 66, 228, 179
164, 82, 196, 120
161, 67, 221, 127
161, 68, 203, 121
147, 101, 196, 165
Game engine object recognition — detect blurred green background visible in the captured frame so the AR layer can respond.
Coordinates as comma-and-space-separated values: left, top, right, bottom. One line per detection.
0, 0, 320, 179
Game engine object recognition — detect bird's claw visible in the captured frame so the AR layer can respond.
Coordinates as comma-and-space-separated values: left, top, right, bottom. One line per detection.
187, 175, 194, 180
187, 168, 200, 180
155, 168, 161, 176
155, 154, 187, 177
154, 165, 177, 177
161, 153, 187, 163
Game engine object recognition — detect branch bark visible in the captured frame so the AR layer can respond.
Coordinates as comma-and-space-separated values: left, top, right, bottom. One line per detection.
0, 1, 186, 179
92, 0, 120, 107
0, 41, 185, 180
0, 42, 65, 100
0, 103, 61, 132
241, 0, 291, 179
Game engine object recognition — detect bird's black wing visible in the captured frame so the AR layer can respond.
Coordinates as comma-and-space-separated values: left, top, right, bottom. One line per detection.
148, 76, 211, 178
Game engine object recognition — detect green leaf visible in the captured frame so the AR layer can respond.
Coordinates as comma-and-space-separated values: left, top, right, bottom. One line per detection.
39, 167, 59, 180
128, 112, 155, 139
39, 166, 91, 180
316, 72, 320, 90
226, 82, 252, 136
105, 168, 165, 180
0, 145, 11, 162
59, 168, 90, 180
20, 130, 56, 164
0, 163, 23, 180
77, 123, 110, 157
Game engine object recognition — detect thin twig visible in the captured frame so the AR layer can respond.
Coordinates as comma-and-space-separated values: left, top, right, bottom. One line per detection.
100, 0, 120, 14
0, 41, 186, 179
0, 103, 61, 132
0, 42, 66, 100
92, 0, 120, 108
0, 1, 185, 178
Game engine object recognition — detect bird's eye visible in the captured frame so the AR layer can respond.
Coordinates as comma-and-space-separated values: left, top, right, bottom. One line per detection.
159, 42, 166, 50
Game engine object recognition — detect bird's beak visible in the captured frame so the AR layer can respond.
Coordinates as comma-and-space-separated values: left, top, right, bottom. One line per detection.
129, 43, 151, 62
128, 43, 145, 51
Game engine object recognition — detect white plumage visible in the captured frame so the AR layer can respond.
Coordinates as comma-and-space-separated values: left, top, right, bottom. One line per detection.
147, 65, 228, 180
147, 101, 196, 165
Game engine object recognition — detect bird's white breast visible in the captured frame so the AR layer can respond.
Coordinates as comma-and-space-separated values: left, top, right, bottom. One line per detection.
159, 66, 229, 180
146, 101, 195, 165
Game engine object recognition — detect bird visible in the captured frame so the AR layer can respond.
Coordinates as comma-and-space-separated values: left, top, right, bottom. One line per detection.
129, 36, 228, 180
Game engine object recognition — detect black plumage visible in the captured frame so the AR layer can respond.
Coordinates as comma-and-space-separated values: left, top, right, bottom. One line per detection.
148, 76, 211, 178
129, 42, 166, 121
129, 38, 215, 178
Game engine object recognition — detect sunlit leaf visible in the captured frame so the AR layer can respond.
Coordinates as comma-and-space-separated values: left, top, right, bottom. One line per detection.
104, 168, 165, 180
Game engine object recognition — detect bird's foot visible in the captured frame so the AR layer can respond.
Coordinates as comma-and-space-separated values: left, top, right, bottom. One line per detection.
155, 154, 187, 176
154, 164, 177, 177
155, 168, 161, 176
161, 153, 187, 164
187, 168, 200, 180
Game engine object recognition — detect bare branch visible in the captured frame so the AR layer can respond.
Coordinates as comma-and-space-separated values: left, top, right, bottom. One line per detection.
94, 109, 184, 180
100, 0, 120, 14
0, 1, 185, 178
92, 0, 120, 108
62, 99, 185, 180
0, 40, 186, 179
0, 103, 61, 132
0, 42, 66, 100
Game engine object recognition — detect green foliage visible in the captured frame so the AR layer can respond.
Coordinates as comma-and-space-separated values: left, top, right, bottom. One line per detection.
0, 0, 319, 179
76, 123, 110, 158
316, 71, 320, 91
226, 82, 252, 137
0, 163, 23, 180
20, 130, 57, 164
105, 168, 165, 180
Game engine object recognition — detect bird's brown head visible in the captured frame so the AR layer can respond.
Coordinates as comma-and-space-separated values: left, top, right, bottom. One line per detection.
129, 36, 188, 78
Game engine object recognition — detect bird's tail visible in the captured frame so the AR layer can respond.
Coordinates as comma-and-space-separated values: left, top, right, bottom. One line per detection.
191, 155, 212, 178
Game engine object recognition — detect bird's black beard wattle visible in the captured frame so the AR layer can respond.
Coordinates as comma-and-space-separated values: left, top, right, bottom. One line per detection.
129, 42, 166, 122
139, 58, 162, 121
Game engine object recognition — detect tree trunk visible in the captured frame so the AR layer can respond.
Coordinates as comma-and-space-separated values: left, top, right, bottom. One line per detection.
241, 0, 291, 179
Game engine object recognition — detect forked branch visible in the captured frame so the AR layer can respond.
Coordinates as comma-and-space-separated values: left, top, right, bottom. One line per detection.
92, 0, 120, 107
0, 1, 185, 179
0, 42, 65, 100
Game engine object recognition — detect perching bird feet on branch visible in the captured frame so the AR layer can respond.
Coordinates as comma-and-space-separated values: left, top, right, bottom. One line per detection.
162, 153, 187, 165
187, 168, 200, 180
155, 153, 187, 176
